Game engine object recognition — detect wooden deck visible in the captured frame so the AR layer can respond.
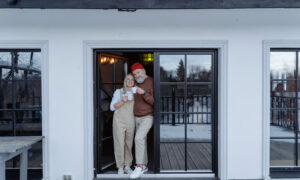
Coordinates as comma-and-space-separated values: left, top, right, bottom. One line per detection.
160, 143, 212, 171
270, 140, 296, 166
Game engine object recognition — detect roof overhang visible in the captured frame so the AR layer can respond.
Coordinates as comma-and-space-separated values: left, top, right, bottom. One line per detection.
1, 0, 300, 9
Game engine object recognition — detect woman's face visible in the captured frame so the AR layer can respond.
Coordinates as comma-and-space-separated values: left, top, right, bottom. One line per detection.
126, 75, 134, 88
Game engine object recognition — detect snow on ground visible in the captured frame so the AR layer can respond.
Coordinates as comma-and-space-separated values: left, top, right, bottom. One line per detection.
160, 124, 211, 142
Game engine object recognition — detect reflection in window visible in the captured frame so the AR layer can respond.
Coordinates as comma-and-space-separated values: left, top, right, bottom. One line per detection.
0, 50, 42, 170
271, 80, 296, 134
270, 50, 300, 169
159, 53, 215, 172
187, 55, 212, 82
270, 52, 296, 79
160, 55, 185, 82
271, 139, 295, 166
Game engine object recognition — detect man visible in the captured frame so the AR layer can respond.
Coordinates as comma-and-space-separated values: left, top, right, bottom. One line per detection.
130, 62, 154, 179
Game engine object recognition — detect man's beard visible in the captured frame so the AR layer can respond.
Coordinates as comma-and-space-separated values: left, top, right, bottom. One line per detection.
135, 75, 145, 83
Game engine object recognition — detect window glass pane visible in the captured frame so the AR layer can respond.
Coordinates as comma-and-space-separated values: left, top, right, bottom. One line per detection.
0, 80, 13, 109
100, 60, 113, 83
160, 114, 185, 170
101, 139, 114, 168
160, 115, 185, 143
0, 111, 13, 136
270, 109, 296, 138
160, 113, 184, 125
187, 143, 212, 170
187, 123, 211, 142
13, 141, 43, 168
0, 52, 11, 66
1, 68, 12, 80
28, 141, 43, 168
160, 142, 185, 171
0, 52, 12, 80
187, 120, 212, 170
16, 110, 42, 136
14, 69, 41, 80
270, 52, 296, 80
271, 81, 296, 101
100, 84, 113, 112
186, 113, 212, 124
187, 113, 211, 124
15, 81, 42, 109
160, 55, 185, 82
16, 52, 40, 68
160, 84, 184, 112
270, 139, 295, 166
187, 85, 212, 114
271, 81, 296, 137
115, 59, 125, 83
187, 55, 212, 82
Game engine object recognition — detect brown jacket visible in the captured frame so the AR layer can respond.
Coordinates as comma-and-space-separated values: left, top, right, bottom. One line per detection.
134, 76, 154, 117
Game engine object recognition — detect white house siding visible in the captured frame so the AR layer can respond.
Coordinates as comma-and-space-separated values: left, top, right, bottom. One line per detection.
1, 8, 300, 180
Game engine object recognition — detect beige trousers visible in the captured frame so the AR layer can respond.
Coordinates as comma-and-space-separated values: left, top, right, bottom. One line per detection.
113, 100, 135, 168
135, 115, 153, 165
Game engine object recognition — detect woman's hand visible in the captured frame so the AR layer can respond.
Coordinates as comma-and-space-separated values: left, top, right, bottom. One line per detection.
122, 95, 128, 102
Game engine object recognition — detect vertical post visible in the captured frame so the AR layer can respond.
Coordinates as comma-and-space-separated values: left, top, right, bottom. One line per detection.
0, 160, 5, 180
20, 150, 28, 180
172, 87, 175, 126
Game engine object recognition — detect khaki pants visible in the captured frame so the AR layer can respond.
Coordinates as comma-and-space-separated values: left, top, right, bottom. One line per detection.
135, 115, 153, 165
113, 101, 135, 168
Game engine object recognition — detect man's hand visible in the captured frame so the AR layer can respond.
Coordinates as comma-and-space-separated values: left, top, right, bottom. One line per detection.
136, 87, 145, 95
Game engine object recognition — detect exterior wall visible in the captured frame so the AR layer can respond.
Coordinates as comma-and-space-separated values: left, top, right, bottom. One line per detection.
1, 8, 300, 180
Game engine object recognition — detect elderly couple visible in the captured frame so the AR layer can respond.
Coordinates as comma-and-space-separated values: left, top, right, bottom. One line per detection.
110, 62, 153, 179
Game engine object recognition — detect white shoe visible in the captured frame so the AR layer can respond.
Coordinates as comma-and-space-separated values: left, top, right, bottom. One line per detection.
130, 166, 146, 179
124, 166, 132, 174
142, 165, 148, 173
118, 168, 124, 174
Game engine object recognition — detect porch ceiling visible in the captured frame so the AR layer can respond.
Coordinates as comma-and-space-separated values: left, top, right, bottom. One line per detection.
1, 0, 300, 9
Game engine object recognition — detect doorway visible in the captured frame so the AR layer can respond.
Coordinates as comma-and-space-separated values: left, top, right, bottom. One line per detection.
93, 49, 218, 176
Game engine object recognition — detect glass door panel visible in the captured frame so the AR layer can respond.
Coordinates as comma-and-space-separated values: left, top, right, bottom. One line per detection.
155, 52, 217, 173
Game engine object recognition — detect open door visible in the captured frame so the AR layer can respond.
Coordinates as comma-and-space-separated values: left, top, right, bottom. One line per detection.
94, 49, 218, 176
95, 52, 128, 173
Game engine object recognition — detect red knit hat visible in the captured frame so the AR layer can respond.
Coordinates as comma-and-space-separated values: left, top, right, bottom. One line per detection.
131, 62, 144, 72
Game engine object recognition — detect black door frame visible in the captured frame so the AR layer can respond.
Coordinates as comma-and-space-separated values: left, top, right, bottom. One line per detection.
93, 48, 218, 177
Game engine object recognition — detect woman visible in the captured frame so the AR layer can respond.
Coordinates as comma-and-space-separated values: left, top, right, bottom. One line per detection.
110, 74, 136, 174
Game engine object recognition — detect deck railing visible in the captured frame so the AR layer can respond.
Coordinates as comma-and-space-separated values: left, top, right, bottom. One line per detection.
271, 95, 296, 129
160, 95, 212, 125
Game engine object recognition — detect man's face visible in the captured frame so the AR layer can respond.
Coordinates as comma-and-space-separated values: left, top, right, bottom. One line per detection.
133, 69, 146, 83
277, 85, 283, 92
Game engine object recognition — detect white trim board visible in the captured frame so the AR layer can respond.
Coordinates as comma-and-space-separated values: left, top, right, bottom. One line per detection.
262, 40, 300, 180
83, 40, 229, 180
0, 41, 49, 180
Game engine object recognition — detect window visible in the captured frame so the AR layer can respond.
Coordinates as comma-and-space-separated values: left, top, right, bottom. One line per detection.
0, 50, 42, 171
270, 49, 300, 177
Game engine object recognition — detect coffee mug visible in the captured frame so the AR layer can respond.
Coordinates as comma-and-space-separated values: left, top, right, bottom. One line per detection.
127, 94, 134, 101
132, 87, 137, 93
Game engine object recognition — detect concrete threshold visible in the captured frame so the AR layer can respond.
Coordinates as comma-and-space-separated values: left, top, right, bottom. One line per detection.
95, 173, 216, 179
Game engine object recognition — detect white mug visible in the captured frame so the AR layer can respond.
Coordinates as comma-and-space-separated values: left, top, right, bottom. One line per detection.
131, 87, 137, 93
127, 94, 134, 101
